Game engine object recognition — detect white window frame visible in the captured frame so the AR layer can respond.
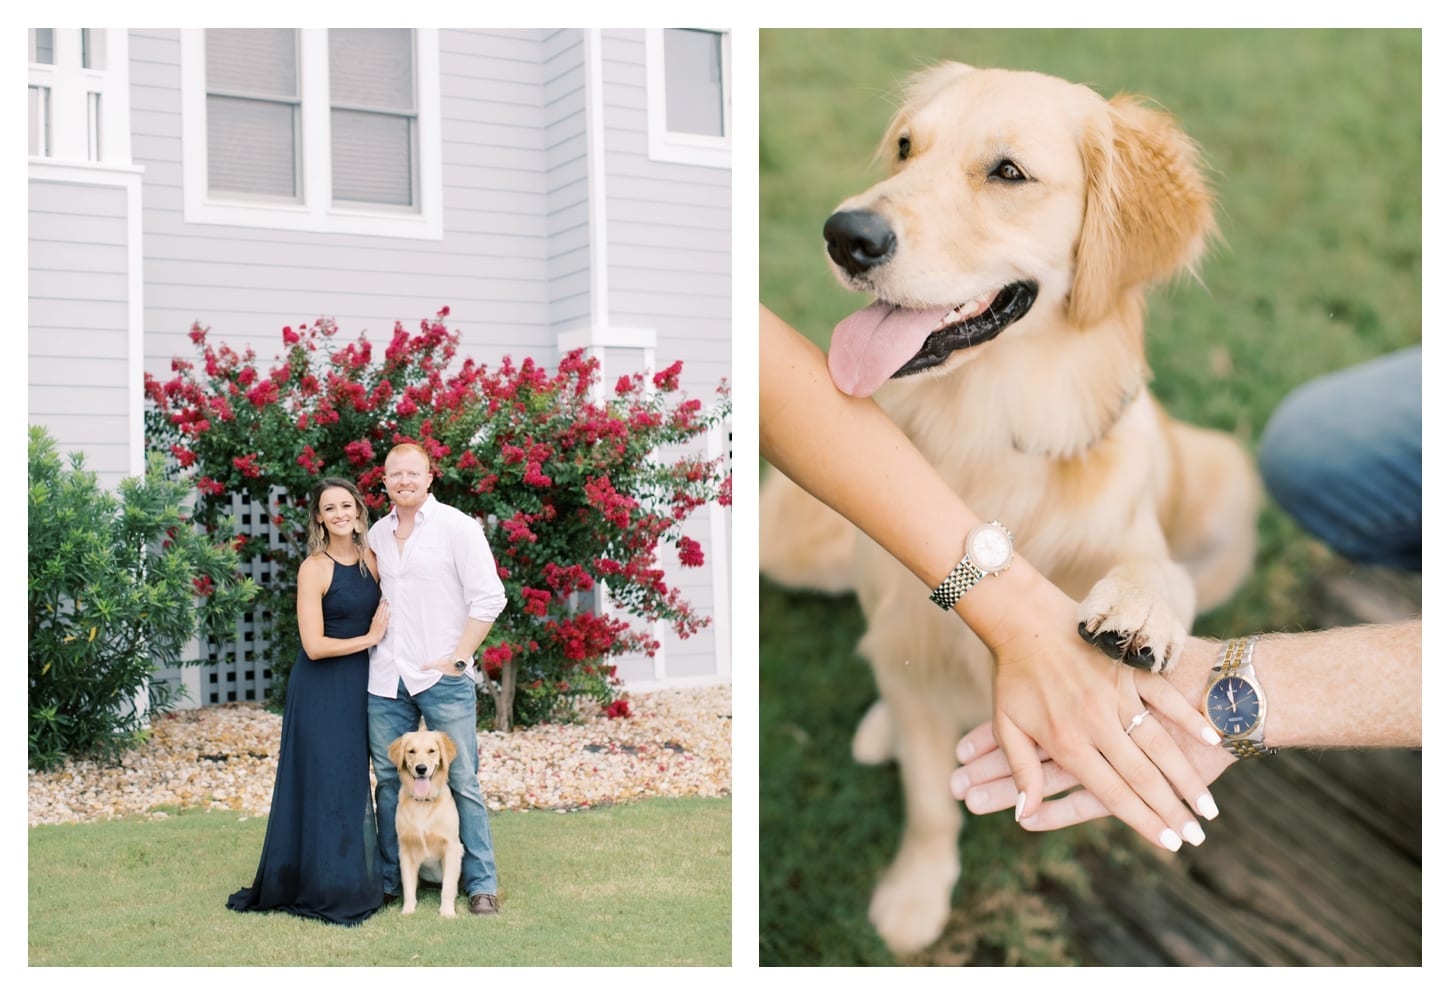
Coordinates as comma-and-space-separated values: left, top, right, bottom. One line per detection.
28, 28, 132, 166
179, 28, 442, 240
644, 28, 731, 169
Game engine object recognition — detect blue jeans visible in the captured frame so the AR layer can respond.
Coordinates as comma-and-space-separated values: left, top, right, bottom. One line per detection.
1258, 346, 1421, 571
369, 677, 498, 897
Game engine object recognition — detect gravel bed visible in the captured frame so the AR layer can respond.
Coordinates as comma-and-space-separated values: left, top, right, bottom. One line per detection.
27, 685, 732, 827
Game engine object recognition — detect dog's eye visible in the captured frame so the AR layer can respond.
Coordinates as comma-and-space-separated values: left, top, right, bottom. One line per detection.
897, 135, 911, 161
990, 159, 1027, 182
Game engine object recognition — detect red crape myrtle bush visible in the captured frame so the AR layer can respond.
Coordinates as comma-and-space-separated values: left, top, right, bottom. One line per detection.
144, 308, 731, 731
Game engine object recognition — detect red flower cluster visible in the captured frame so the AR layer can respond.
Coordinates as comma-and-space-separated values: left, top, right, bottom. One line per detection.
296, 444, 324, 475
652, 360, 684, 392
584, 475, 637, 529
232, 454, 263, 479
677, 536, 705, 568
520, 586, 552, 617
344, 439, 375, 467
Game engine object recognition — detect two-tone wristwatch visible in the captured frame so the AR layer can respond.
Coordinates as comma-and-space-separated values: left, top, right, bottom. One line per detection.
1202, 636, 1276, 758
929, 520, 1014, 610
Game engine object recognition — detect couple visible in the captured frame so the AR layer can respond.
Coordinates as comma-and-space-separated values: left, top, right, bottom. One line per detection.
226, 443, 508, 924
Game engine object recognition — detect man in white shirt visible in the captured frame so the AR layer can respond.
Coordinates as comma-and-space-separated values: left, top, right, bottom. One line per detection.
367, 443, 508, 915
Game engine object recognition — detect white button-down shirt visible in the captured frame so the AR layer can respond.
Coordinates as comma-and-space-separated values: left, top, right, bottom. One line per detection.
368, 494, 508, 698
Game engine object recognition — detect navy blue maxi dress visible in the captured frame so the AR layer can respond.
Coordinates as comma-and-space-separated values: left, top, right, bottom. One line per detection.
227, 553, 384, 925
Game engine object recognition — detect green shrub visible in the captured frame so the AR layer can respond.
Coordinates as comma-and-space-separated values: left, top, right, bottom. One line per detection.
27, 426, 256, 770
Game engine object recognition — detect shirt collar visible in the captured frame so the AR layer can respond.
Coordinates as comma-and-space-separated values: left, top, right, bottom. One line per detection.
388, 492, 437, 525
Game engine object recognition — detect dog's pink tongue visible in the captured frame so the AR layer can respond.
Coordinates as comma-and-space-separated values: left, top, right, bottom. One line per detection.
411, 775, 432, 801
827, 301, 943, 397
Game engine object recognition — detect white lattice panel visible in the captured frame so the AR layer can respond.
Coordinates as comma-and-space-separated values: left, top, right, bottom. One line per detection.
155, 487, 291, 708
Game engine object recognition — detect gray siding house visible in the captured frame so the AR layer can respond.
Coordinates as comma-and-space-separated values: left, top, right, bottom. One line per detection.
27, 27, 732, 705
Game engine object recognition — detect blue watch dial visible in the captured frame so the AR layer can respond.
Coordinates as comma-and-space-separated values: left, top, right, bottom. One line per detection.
1206, 676, 1262, 737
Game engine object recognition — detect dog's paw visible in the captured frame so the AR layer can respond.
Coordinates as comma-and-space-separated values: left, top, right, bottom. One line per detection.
440, 906, 456, 918
401, 904, 417, 915
1076, 574, 1188, 673
869, 849, 958, 955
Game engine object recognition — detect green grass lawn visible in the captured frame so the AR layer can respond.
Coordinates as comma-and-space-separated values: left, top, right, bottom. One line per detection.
28, 797, 730, 966
759, 28, 1421, 966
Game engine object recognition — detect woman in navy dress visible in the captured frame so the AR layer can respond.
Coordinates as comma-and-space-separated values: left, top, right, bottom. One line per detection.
228, 477, 390, 925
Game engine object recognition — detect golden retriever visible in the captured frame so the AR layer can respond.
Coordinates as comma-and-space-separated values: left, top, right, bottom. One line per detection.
760, 63, 1259, 954
388, 721, 465, 917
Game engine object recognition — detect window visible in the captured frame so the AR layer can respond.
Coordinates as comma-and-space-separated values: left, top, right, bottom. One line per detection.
663, 29, 725, 137
180, 28, 442, 238
81, 28, 105, 70
27, 28, 130, 165
644, 28, 731, 168
329, 28, 417, 208
30, 29, 55, 65
205, 29, 301, 200
29, 85, 50, 157
29, 30, 54, 156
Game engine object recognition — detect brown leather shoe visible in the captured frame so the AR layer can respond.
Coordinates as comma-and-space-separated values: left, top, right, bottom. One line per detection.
469, 893, 500, 916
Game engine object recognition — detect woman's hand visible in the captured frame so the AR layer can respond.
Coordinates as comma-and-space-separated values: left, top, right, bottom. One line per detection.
367, 599, 390, 646
953, 637, 1235, 833
960, 572, 1225, 850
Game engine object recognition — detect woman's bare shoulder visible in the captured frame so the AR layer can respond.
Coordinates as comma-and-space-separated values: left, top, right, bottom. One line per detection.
298, 551, 335, 582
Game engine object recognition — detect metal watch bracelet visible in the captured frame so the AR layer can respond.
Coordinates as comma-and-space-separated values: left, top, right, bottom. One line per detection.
928, 520, 1014, 611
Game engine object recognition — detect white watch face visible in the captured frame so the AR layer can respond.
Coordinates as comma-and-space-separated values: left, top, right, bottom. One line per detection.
967, 523, 1013, 573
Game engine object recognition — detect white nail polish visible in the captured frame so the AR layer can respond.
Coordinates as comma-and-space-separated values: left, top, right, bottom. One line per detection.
1014, 792, 1026, 822
1197, 793, 1219, 820
1159, 828, 1183, 851
1182, 821, 1205, 846
1201, 726, 1221, 745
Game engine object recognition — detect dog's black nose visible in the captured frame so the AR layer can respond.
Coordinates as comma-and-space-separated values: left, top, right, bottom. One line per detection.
824, 210, 897, 276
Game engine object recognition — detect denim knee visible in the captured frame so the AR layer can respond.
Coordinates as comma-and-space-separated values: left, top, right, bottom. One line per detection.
1258, 348, 1421, 569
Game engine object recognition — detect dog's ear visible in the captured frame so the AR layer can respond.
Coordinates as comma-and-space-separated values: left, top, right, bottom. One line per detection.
388, 735, 406, 769
1070, 93, 1217, 328
439, 732, 457, 766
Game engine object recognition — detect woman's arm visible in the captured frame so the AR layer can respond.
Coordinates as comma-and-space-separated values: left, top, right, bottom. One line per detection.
296, 554, 390, 661
762, 304, 1220, 850
952, 620, 1422, 830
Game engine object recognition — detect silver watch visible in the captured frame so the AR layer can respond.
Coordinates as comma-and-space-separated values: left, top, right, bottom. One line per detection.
929, 521, 1014, 610
1203, 636, 1276, 758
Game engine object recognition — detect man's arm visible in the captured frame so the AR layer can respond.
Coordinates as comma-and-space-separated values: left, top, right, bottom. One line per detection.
457, 510, 507, 624
952, 620, 1422, 830
1168, 619, 1421, 751
451, 617, 495, 664
423, 510, 507, 673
